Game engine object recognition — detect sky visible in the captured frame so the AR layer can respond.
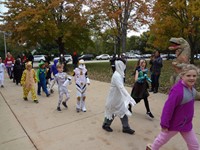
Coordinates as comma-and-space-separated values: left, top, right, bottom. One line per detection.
0, 0, 8, 14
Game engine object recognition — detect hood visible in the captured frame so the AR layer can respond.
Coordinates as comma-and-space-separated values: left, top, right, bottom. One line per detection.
115, 60, 126, 78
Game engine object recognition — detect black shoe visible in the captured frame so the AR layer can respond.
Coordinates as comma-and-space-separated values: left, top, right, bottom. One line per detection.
23, 97, 28, 101
123, 127, 135, 134
50, 89, 54, 93
146, 112, 154, 119
149, 89, 154, 92
102, 125, 113, 132
46, 93, 50, 97
57, 107, 61, 111
1, 85, 4, 88
34, 100, 39, 103
153, 90, 158, 93
62, 101, 68, 108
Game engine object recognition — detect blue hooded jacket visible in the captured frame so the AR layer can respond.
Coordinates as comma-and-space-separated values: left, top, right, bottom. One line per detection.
51, 59, 58, 76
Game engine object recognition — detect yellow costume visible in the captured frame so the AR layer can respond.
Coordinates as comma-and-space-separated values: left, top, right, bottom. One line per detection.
20, 62, 38, 103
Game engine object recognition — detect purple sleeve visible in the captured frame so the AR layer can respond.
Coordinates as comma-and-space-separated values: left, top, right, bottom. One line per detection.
160, 88, 183, 129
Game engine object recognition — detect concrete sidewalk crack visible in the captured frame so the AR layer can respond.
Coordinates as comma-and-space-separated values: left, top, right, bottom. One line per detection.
0, 91, 39, 150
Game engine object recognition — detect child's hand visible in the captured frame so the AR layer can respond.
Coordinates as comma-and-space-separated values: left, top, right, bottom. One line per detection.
161, 128, 168, 132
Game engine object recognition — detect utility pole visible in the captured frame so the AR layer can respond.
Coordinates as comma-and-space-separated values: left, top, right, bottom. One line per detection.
3, 32, 7, 58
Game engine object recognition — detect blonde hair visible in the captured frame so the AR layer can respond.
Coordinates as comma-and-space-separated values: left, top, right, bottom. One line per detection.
179, 64, 200, 77
56, 63, 63, 69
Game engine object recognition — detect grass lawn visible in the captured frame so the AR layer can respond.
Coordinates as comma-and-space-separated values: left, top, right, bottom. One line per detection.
67, 60, 200, 94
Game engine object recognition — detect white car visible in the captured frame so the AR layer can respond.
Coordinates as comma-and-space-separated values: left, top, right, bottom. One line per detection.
33, 55, 46, 62
53, 55, 72, 63
96, 54, 110, 60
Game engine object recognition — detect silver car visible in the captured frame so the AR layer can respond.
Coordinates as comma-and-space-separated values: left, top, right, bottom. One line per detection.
33, 55, 46, 62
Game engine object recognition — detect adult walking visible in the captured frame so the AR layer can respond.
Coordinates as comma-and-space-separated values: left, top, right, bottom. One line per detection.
4, 52, 15, 79
149, 50, 163, 93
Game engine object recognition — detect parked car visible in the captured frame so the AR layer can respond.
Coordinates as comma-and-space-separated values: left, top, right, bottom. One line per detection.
79, 54, 94, 60
194, 54, 200, 59
167, 54, 176, 60
53, 55, 72, 63
33, 55, 46, 62
96, 54, 110, 60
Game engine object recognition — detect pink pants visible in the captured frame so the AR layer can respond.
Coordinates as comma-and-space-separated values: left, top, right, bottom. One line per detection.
152, 129, 200, 150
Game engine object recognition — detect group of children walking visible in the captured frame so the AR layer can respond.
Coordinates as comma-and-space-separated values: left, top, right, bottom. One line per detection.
22, 59, 90, 113
1, 51, 200, 149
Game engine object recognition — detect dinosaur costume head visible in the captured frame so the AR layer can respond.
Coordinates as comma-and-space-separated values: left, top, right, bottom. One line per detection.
168, 37, 191, 59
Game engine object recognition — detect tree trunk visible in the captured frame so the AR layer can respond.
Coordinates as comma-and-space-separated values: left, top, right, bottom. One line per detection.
55, 36, 65, 54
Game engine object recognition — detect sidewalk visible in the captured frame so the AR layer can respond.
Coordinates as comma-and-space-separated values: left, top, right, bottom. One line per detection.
0, 75, 200, 150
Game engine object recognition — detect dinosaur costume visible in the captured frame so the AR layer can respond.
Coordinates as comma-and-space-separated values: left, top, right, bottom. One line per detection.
169, 37, 200, 100
20, 62, 38, 103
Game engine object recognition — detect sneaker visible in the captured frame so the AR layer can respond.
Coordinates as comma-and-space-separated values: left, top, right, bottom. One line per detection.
146, 144, 152, 150
23, 97, 28, 101
146, 112, 154, 119
122, 127, 135, 134
62, 102, 68, 108
46, 93, 50, 97
34, 100, 39, 103
102, 125, 113, 132
76, 108, 80, 113
57, 107, 61, 111
81, 106, 87, 112
37, 93, 41, 96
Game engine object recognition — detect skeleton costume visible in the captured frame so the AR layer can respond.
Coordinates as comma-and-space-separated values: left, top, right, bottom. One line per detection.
0, 58, 6, 87
73, 59, 90, 112
51, 70, 72, 111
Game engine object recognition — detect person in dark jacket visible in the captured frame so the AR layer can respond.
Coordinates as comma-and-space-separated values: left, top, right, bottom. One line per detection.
149, 50, 163, 93
13, 59, 23, 85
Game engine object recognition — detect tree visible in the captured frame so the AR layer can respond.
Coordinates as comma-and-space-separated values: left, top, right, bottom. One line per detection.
87, 0, 153, 54
0, 0, 93, 55
149, 0, 200, 63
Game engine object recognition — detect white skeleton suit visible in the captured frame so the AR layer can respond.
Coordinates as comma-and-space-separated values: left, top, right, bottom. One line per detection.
0, 62, 6, 87
51, 72, 72, 110
73, 60, 90, 112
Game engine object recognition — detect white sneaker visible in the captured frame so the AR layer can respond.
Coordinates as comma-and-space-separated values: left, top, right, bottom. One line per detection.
81, 100, 87, 112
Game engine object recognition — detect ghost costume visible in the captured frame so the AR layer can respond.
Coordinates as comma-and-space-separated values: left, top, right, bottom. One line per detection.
73, 61, 90, 112
102, 60, 136, 133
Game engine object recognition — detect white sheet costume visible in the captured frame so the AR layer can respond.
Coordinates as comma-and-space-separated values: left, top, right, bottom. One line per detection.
0, 62, 6, 87
74, 59, 90, 112
105, 60, 136, 119
51, 72, 72, 111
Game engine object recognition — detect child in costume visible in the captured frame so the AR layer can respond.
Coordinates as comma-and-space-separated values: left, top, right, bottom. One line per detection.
102, 60, 136, 134
147, 64, 200, 150
20, 61, 38, 103
13, 58, 23, 85
73, 59, 90, 112
50, 63, 72, 111
45, 61, 54, 93
130, 59, 154, 119
37, 61, 50, 97
0, 57, 6, 87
